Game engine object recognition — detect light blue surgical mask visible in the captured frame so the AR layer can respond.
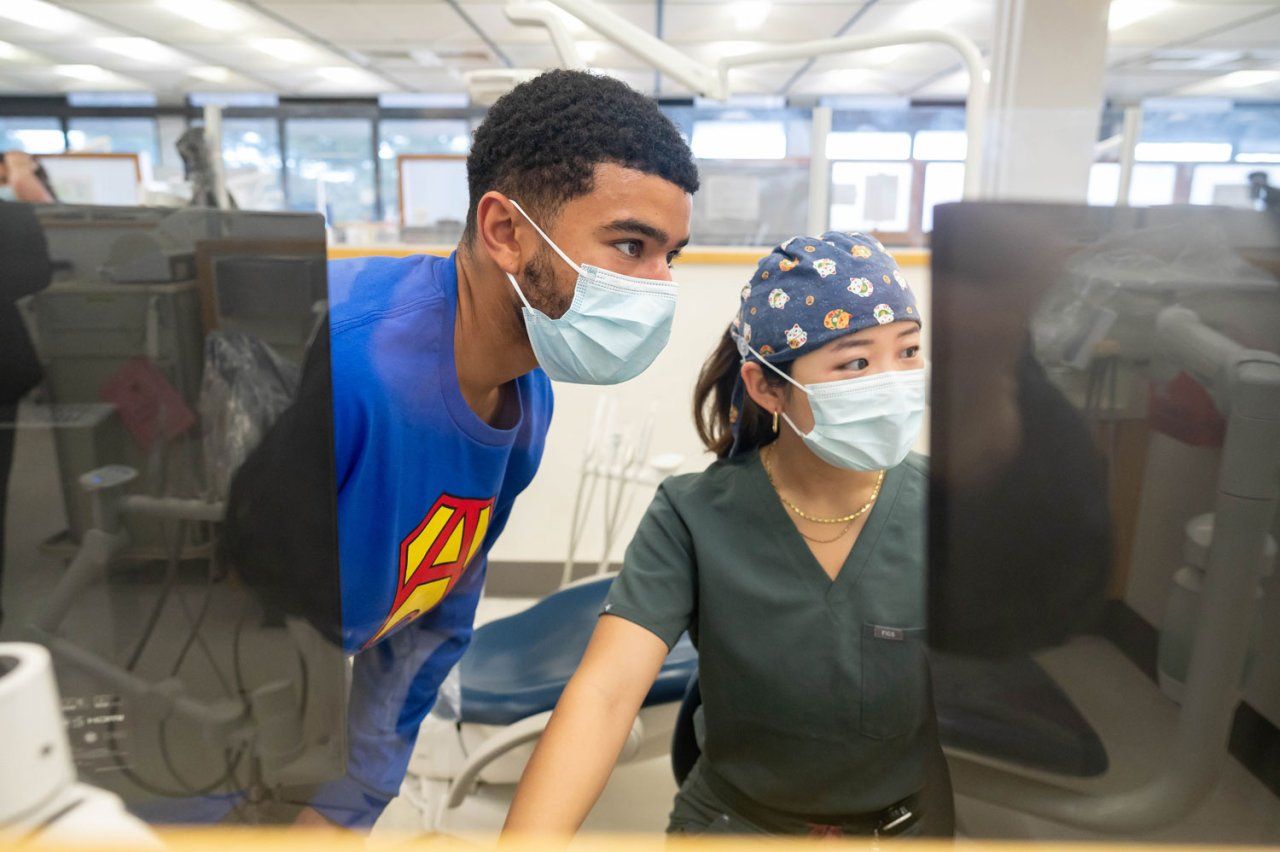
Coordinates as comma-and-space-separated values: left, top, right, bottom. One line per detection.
0, 184, 15, 202
746, 342, 928, 471
505, 199, 678, 385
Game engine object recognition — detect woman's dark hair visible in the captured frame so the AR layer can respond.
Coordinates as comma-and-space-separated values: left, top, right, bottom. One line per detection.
694, 326, 792, 459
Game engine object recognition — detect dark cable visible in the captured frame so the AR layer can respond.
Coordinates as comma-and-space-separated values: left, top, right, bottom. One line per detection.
107, 519, 245, 799
104, 713, 240, 800
170, 550, 234, 696
122, 519, 184, 671
170, 579, 216, 678
156, 719, 245, 797
232, 604, 252, 698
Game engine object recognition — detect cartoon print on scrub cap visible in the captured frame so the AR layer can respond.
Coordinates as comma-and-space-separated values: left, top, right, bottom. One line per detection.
726, 231, 921, 456
731, 231, 919, 365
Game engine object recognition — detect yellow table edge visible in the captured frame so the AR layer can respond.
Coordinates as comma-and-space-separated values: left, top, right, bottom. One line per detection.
327, 244, 932, 268
13, 829, 1264, 851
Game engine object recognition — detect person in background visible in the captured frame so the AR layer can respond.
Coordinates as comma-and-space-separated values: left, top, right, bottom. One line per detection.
0, 152, 57, 204
221, 68, 700, 829
1249, 171, 1277, 214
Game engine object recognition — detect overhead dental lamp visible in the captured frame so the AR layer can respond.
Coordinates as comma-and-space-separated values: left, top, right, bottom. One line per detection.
502, 0, 989, 197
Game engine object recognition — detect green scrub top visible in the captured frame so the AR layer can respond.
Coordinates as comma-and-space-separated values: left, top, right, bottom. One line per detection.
603, 449, 932, 817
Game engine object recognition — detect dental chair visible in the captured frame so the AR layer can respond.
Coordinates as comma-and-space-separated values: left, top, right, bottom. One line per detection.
405, 574, 697, 830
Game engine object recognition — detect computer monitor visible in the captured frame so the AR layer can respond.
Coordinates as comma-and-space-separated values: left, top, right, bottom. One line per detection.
0, 201, 344, 825
926, 200, 1280, 830
928, 200, 1280, 654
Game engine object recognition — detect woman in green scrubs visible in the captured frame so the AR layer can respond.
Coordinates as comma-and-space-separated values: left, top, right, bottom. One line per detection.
504, 231, 948, 837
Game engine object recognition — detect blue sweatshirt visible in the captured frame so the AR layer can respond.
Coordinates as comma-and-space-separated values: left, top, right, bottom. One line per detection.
309, 253, 552, 826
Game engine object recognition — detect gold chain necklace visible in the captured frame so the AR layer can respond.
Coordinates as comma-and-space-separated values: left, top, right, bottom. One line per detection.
797, 519, 856, 544
761, 445, 885, 525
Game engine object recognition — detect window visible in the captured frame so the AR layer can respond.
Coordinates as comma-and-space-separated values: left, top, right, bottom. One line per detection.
691, 120, 787, 160
154, 115, 188, 184
922, 162, 965, 232
1087, 162, 1178, 207
379, 93, 468, 109
1189, 164, 1280, 208
222, 118, 284, 211
826, 131, 912, 161
0, 117, 65, 153
190, 92, 279, 109
378, 119, 470, 223
913, 130, 967, 162
829, 161, 913, 233
1135, 142, 1232, 163
284, 117, 375, 224
693, 161, 810, 247
1088, 163, 1121, 206
398, 156, 468, 239
1131, 163, 1179, 206
67, 117, 160, 177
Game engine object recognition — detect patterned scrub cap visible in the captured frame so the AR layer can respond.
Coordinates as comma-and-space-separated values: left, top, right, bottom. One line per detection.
727, 231, 921, 455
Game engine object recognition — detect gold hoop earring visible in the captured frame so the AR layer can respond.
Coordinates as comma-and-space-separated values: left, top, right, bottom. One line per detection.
772, 410, 779, 433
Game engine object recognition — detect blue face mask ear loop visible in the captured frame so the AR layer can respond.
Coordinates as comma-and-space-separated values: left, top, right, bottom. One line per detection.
503, 197, 584, 315
727, 327, 813, 454
736, 333, 814, 439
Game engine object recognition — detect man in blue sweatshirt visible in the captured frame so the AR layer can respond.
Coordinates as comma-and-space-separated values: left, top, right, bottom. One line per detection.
224, 69, 699, 827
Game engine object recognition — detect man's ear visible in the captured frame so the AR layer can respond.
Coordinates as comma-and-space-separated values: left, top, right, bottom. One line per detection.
741, 361, 787, 415
473, 191, 528, 277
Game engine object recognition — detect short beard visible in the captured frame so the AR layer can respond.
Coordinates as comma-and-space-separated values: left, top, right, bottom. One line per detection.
520, 246, 574, 320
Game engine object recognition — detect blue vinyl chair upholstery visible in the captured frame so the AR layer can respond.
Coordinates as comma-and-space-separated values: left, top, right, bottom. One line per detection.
460, 576, 697, 726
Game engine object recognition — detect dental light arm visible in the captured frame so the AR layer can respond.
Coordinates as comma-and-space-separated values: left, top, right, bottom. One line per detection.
716, 29, 988, 198
511, 0, 989, 197
504, 2, 586, 70
530, 0, 723, 98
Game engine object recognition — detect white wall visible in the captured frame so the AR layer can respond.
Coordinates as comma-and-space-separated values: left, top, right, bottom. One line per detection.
491, 260, 934, 566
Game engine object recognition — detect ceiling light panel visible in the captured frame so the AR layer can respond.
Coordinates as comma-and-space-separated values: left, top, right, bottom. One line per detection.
189, 66, 233, 83
1108, 0, 1172, 32
893, 0, 972, 28
52, 63, 145, 90
662, 3, 831, 42
156, 0, 248, 32
1109, 1, 1266, 49
55, 64, 110, 81
315, 66, 377, 84
1214, 69, 1280, 89
295, 4, 472, 43
252, 38, 316, 64
730, 1, 771, 32
0, 0, 83, 33
96, 36, 181, 65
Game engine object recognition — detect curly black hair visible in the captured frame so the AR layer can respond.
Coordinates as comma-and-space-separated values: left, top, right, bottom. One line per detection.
463, 69, 699, 241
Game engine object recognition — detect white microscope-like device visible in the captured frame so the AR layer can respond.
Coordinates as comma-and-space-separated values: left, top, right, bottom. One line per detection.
0, 642, 159, 846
